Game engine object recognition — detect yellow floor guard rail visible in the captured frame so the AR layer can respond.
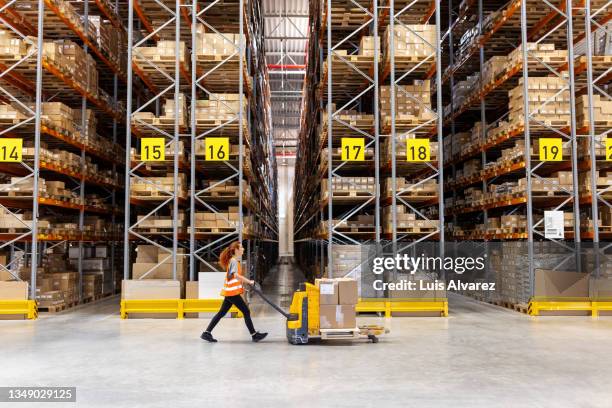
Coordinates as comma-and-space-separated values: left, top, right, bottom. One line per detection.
356, 298, 448, 317
120, 299, 243, 319
0, 300, 37, 319
528, 297, 612, 317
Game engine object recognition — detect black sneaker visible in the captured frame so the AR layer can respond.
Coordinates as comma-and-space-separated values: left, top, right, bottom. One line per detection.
251, 332, 268, 342
200, 331, 217, 342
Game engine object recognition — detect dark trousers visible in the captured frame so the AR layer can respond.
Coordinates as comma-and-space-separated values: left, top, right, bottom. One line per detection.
205, 294, 256, 335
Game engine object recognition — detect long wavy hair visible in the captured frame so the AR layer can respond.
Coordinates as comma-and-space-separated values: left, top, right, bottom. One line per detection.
219, 241, 241, 270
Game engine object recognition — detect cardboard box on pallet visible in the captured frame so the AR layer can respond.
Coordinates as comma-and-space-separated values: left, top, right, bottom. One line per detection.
0, 281, 28, 320
319, 305, 356, 329
315, 278, 338, 305
316, 278, 358, 329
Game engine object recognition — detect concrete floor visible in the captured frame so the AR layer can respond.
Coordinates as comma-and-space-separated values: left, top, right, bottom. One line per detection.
2, 263, 612, 408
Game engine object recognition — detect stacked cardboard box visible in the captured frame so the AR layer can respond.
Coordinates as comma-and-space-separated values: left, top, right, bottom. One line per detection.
482, 55, 509, 85
191, 208, 243, 231
133, 40, 189, 67
320, 215, 375, 235
380, 80, 432, 125
88, 15, 126, 69
383, 205, 438, 232
576, 95, 612, 128
130, 174, 188, 199
0, 28, 28, 59
193, 94, 247, 121
383, 24, 436, 58
135, 212, 187, 230
321, 104, 375, 127
131, 245, 187, 288
507, 43, 568, 68
386, 177, 438, 197
321, 177, 375, 199
195, 31, 244, 55
507, 77, 570, 126
359, 36, 380, 57
329, 245, 362, 279
316, 278, 358, 329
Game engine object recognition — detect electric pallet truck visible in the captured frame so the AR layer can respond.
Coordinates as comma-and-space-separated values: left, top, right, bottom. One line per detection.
251, 282, 388, 345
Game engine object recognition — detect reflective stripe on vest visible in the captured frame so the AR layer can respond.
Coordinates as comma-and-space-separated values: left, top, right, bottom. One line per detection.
222, 260, 243, 296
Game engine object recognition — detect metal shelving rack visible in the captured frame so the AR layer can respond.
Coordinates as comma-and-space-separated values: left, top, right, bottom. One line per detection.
124, 0, 184, 281
0, 0, 44, 300
443, 0, 611, 308
386, 0, 444, 271
124, 0, 278, 288
0, 0, 127, 305
323, 0, 380, 278
188, 0, 247, 277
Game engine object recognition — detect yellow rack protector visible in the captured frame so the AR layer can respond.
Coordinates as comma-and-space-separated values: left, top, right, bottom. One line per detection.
356, 298, 448, 317
0, 300, 37, 319
120, 299, 243, 319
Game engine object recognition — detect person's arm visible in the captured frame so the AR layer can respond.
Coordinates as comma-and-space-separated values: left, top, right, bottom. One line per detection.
229, 259, 254, 286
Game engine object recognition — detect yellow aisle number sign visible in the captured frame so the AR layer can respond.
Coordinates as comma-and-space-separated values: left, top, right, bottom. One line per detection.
406, 138, 430, 162
205, 137, 229, 161
0, 138, 22, 162
539, 138, 563, 161
606, 137, 612, 161
141, 138, 165, 161
341, 138, 365, 161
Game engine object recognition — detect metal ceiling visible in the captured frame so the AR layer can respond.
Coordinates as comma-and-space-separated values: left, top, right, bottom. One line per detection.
264, 0, 308, 153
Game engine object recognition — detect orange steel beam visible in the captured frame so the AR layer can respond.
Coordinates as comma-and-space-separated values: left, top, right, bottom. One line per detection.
0, 0, 36, 35
133, 0, 160, 41
44, 0, 127, 83
420, 1, 436, 24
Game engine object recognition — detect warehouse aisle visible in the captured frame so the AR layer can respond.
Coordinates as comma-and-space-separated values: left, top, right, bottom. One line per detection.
249, 260, 305, 316
2, 292, 612, 407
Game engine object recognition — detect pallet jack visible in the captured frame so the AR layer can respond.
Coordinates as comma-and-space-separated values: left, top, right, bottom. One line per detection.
251, 282, 388, 345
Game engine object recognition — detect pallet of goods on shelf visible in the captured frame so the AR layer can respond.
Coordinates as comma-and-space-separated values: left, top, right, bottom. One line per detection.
382, 24, 436, 77
130, 174, 188, 200
385, 177, 438, 199
200, 179, 249, 199
576, 95, 612, 130
382, 204, 438, 234
380, 80, 434, 131
320, 36, 379, 99
43, 40, 99, 97
194, 93, 248, 126
188, 208, 245, 234
320, 215, 375, 234
321, 104, 375, 140
505, 76, 570, 129
132, 40, 189, 89
134, 212, 187, 234
132, 96, 189, 133
579, 170, 612, 198
321, 177, 376, 201
194, 28, 248, 90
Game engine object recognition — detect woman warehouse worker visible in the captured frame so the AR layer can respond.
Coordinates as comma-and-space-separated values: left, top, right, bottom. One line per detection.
201, 241, 268, 342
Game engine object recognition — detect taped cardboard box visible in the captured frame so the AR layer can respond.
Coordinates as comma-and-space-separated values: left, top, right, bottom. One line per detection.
337, 278, 358, 305
315, 278, 339, 305
319, 305, 357, 329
